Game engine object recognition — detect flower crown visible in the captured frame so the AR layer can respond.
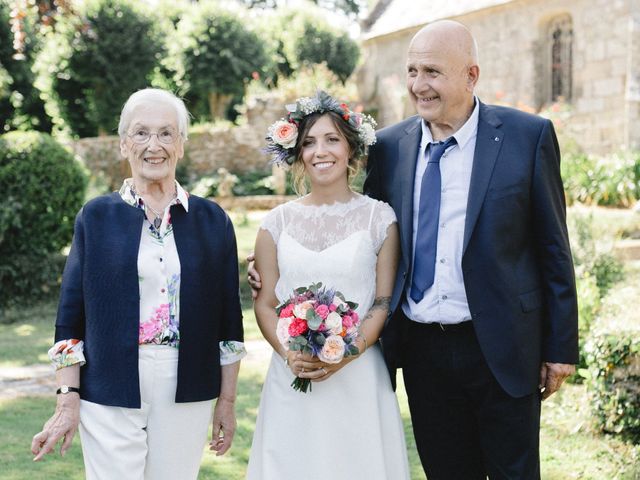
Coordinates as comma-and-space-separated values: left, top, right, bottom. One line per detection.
264, 90, 377, 166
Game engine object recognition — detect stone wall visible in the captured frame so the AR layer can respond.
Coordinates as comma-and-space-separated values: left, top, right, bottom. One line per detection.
70, 93, 286, 190
358, 0, 637, 155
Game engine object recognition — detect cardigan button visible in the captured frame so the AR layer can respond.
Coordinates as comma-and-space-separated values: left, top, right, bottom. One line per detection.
161, 288, 166, 293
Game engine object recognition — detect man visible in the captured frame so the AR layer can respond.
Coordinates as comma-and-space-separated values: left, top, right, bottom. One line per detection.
364, 20, 578, 478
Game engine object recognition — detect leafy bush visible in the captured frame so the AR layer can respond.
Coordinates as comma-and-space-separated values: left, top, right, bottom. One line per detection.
567, 211, 624, 382
190, 169, 276, 197
174, 3, 268, 121
562, 150, 640, 207
569, 212, 624, 298
584, 271, 640, 444
46, 0, 162, 137
0, 132, 86, 308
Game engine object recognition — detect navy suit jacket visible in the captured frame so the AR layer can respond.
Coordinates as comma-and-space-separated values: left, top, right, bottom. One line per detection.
55, 192, 244, 408
364, 101, 579, 397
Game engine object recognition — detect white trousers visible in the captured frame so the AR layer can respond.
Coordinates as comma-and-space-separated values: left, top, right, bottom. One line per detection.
79, 346, 213, 480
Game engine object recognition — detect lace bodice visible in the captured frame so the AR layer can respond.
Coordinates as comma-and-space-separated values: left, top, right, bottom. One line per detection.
261, 194, 397, 317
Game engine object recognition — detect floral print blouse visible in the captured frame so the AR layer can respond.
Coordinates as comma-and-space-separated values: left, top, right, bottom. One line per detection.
49, 179, 246, 370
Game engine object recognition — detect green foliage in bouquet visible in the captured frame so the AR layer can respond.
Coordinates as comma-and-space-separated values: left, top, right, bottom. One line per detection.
0, 131, 86, 309
583, 273, 640, 444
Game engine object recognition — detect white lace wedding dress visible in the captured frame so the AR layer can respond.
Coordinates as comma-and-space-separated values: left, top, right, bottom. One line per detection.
247, 194, 410, 480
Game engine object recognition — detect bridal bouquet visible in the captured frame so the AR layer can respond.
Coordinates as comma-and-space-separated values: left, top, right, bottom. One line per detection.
276, 282, 361, 393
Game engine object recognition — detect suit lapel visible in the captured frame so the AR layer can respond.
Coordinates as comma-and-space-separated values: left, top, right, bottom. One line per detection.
398, 119, 422, 269
463, 103, 504, 254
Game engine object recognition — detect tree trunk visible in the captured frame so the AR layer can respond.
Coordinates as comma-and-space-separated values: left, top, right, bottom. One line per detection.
208, 92, 233, 120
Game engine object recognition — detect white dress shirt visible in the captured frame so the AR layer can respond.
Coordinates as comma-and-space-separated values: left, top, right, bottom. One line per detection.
403, 99, 480, 324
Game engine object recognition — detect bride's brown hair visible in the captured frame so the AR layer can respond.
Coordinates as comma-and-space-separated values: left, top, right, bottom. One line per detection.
290, 111, 361, 196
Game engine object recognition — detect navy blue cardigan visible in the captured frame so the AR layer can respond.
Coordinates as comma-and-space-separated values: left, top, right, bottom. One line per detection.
55, 192, 244, 408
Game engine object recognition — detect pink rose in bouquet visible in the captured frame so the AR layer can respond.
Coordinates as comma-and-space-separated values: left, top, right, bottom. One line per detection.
319, 335, 346, 363
276, 282, 361, 393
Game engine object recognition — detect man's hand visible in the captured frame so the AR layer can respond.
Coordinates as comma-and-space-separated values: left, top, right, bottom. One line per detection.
246, 253, 261, 299
539, 362, 575, 400
209, 396, 236, 456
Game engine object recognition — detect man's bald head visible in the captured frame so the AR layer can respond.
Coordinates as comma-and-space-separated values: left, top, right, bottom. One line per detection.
405, 20, 480, 138
409, 20, 479, 68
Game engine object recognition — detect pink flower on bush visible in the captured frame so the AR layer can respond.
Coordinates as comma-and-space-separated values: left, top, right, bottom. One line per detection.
318, 335, 346, 363
289, 318, 309, 337
314, 304, 329, 319
271, 120, 298, 148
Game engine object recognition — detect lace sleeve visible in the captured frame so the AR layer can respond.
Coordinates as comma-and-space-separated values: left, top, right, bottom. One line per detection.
260, 205, 284, 244
370, 200, 397, 254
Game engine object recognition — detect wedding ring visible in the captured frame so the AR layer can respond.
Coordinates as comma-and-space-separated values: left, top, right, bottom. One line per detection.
301, 367, 305, 373
321, 367, 328, 375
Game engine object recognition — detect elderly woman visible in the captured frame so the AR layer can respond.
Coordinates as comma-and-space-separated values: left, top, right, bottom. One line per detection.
31, 88, 245, 479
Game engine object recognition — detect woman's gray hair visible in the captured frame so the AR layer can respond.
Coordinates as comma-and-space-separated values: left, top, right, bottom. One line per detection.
118, 88, 190, 140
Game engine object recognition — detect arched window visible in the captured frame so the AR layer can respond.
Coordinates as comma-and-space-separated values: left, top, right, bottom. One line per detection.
548, 15, 573, 102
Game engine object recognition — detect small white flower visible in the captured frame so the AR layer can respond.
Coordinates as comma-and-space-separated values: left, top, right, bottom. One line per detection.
359, 122, 377, 146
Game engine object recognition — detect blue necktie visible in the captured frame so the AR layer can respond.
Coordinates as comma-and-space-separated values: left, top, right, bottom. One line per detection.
410, 136, 457, 303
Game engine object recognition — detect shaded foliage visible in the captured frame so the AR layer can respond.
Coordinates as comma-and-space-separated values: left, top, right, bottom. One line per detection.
50, 0, 162, 136
0, 131, 86, 308
0, 0, 51, 133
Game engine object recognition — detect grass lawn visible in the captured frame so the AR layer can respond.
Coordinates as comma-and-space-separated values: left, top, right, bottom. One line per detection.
2, 371, 639, 479
1, 207, 639, 478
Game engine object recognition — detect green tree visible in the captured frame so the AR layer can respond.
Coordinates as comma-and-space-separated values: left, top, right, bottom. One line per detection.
175, 4, 268, 120
295, 21, 359, 83
239, 0, 362, 16
50, 0, 162, 136
0, 0, 52, 133
257, 8, 360, 86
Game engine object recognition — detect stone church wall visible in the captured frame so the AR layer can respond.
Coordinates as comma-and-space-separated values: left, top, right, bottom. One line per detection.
359, 0, 639, 155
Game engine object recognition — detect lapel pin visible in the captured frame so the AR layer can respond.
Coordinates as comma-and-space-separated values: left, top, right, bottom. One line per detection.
494, 137, 500, 142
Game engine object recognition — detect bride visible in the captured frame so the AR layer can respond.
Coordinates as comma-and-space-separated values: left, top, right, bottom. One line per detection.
247, 92, 410, 479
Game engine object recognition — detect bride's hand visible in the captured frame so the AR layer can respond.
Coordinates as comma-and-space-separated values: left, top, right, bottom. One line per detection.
299, 356, 353, 383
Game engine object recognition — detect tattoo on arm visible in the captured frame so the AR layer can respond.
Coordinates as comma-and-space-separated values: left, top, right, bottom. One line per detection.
362, 296, 391, 322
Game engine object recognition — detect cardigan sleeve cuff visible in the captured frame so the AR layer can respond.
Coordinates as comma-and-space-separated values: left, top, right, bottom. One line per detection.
48, 339, 86, 370
219, 340, 246, 365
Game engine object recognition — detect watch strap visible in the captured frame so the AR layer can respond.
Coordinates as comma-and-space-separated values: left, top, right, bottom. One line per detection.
56, 385, 80, 395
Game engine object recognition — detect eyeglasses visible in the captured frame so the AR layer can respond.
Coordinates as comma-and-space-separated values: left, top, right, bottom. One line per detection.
128, 129, 179, 145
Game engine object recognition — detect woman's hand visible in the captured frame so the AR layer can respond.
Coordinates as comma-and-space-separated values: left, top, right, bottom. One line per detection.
31, 394, 80, 461
294, 352, 355, 383
209, 396, 236, 456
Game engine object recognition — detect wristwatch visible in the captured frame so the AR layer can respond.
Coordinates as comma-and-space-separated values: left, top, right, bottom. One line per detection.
56, 385, 80, 395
